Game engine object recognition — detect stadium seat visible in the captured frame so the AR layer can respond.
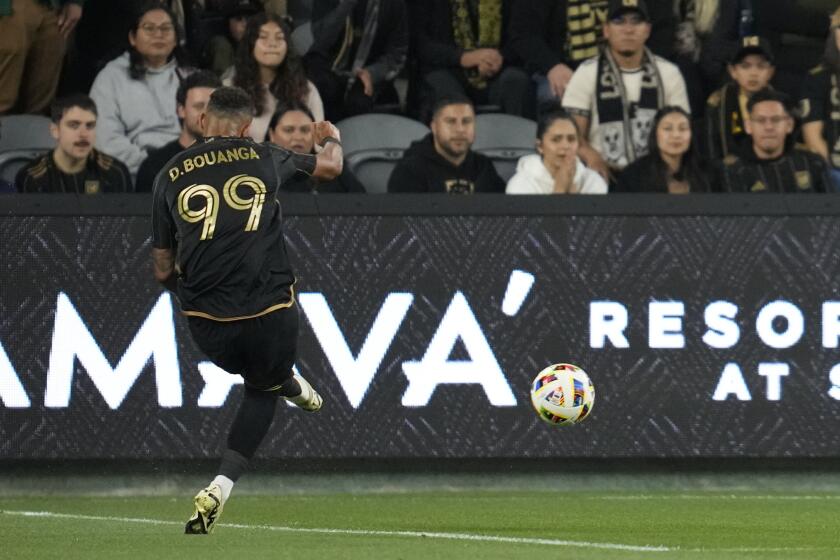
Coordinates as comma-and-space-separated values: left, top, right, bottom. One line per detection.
0, 114, 54, 153
0, 149, 43, 186
337, 113, 430, 193
472, 114, 537, 182
290, 21, 313, 55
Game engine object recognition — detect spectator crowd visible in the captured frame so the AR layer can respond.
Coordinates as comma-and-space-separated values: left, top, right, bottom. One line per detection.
2, 0, 839, 195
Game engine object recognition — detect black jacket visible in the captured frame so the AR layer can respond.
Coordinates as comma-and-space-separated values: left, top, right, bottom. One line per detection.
508, 0, 676, 75
408, 0, 520, 75
16, 149, 132, 194
387, 134, 505, 193
615, 154, 719, 193
721, 146, 831, 193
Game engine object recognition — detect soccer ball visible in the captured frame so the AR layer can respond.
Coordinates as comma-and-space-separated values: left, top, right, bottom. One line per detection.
530, 363, 595, 426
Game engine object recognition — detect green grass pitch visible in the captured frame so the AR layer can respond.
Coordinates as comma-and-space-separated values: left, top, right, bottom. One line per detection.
1, 483, 839, 559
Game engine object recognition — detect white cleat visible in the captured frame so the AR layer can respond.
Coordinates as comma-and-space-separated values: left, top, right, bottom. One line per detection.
184, 483, 223, 534
285, 374, 323, 412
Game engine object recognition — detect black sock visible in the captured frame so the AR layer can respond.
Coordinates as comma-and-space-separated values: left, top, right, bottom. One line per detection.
218, 449, 250, 482
225, 386, 279, 464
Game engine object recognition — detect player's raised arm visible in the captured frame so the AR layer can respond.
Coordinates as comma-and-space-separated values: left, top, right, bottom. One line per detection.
311, 121, 343, 180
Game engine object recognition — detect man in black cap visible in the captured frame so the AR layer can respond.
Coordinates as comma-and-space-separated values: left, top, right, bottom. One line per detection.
701, 35, 776, 162
509, 0, 676, 104
562, 0, 689, 180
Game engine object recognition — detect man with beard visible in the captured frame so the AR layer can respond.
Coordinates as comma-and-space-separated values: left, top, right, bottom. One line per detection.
722, 88, 830, 193
135, 70, 222, 192
387, 95, 504, 193
15, 94, 131, 193
562, 0, 689, 181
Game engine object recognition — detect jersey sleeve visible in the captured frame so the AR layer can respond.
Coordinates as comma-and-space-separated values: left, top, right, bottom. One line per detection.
268, 144, 317, 183
151, 171, 176, 249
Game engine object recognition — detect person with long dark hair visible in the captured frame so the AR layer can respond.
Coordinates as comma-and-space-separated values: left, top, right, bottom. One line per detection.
89, 1, 190, 176
506, 106, 607, 194
616, 106, 715, 193
223, 12, 323, 142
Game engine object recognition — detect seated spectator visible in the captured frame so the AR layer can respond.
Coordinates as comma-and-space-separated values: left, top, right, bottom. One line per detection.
562, 0, 690, 180
801, 7, 840, 190
136, 70, 222, 192
206, 0, 264, 77
305, 0, 408, 121
722, 89, 830, 193
224, 12, 324, 142
410, 0, 532, 119
15, 95, 131, 193
266, 102, 366, 192
506, 105, 607, 194
701, 36, 775, 161
616, 106, 715, 193
89, 2, 189, 177
509, 0, 677, 104
388, 95, 504, 193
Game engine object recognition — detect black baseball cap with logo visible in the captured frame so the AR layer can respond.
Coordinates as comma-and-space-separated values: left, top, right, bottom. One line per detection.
607, 0, 650, 21
224, 0, 263, 18
730, 35, 775, 65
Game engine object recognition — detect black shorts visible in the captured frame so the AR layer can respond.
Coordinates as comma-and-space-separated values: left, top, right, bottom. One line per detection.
187, 304, 299, 390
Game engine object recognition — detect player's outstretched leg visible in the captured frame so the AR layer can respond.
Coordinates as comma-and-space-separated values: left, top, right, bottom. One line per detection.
185, 483, 224, 534
282, 373, 323, 412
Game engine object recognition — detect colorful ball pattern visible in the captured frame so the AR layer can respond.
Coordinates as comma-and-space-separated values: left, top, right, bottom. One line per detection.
530, 363, 595, 426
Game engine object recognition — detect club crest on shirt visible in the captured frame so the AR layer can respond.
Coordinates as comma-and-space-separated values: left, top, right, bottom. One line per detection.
795, 171, 811, 190
444, 179, 475, 194
84, 180, 100, 194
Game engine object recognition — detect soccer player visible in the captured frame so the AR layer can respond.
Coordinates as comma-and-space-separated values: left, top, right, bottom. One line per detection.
150, 86, 343, 534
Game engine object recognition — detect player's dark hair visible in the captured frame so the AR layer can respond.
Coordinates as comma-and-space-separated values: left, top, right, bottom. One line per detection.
128, 1, 189, 81
207, 86, 255, 120
50, 94, 98, 124
747, 88, 793, 116
645, 106, 712, 192
233, 12, 308, 116
176, 70, 222, 108
265, 101, 315, 141
536, 101, 579, 139
430, 94, 474, 123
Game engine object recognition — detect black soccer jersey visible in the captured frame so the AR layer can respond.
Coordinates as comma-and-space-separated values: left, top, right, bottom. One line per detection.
151, 136, 316, 321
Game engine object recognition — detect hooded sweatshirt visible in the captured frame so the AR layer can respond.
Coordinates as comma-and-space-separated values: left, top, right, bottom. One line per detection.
90, 52, 182, 176
387, 134, 505, 193
506, 154, 607, 194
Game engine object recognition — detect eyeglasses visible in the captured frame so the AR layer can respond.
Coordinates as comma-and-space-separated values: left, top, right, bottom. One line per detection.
139, 23, 175, 36
751, 116, 789, 127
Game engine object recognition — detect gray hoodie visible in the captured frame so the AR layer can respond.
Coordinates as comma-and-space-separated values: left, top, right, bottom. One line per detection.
90, 53, 181, 176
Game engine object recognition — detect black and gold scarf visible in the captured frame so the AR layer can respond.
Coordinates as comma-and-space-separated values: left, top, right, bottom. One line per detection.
711, 82, 747, 159
566, 0, 608, 64
595, 47, 663, 168
450, 0, 502, 89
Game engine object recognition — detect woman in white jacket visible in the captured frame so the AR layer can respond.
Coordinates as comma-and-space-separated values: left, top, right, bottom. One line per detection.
506, 107, 607, 195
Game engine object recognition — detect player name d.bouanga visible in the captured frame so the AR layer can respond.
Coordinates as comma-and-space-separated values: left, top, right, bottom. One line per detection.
168, 146, 261, 181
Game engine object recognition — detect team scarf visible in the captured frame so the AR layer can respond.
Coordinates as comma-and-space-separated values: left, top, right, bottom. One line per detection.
711, 82, 746, 158
450, 0, 502, 89
595, 47, 664, 168
566, 0, 608, 64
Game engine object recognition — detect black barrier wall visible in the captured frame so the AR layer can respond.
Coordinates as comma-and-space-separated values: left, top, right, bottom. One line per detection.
2, 195, 840, 459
